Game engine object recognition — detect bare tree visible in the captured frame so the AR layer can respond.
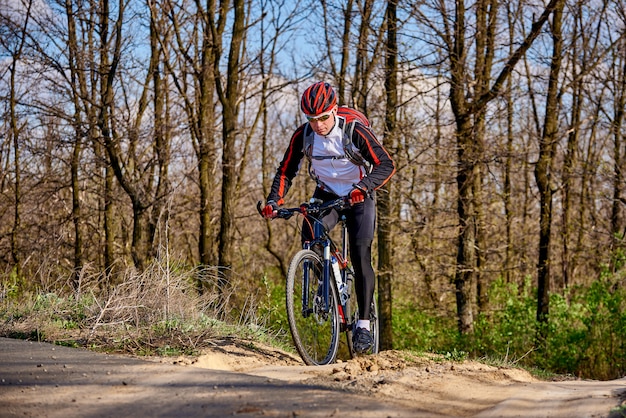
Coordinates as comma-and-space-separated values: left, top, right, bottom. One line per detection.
609, 9, 626, 268
338, 0, 354, 103
163, 0, 229, 283
0, 0, 34, 277
255, 0, 306, 274
502, 1, 522, 284
98, 0, 173, 272
214, 0, 245, 295
315, 0, 354, 102
65, 0, 86, 286
352, 0, 385, 112
535, 0, 564, 328
378, 0, 397, 351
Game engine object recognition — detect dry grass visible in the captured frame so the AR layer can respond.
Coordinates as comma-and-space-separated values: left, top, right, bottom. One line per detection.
0, 258, 281, 357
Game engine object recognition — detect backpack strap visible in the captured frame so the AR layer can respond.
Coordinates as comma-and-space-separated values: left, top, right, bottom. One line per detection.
302, 116, 372, 188
303, 123, 337, 191
341, 119, 372, 173
302, 123, 314, 159
341, 120, 360, 166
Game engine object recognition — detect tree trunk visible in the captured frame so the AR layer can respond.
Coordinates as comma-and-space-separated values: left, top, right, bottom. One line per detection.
99, 0, 173, 272
149, 5, 171, 260
503, 3, 517, 283
454, 119, 477, 334
216, 0, 245, 296
66, 0, 85, 288
164, 0, 220, 277
104, 164, 115, 280
10, 68, 21, 277
7, 2, 31, 277
472, 0, 497, 311
610, 42, 626, 267
70, 130, 83, 287
377, 0, 397, 351
198, 26, 218, 271
353, 0, 373, 110
448, 0, 476, 334
535, 0, 564, 328
337, 0, 353, 104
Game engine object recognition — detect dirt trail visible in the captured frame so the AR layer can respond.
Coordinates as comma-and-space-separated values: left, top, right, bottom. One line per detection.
1, 337, 625, 417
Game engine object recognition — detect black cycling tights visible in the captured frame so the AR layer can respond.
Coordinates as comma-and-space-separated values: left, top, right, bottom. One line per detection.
350, 242, 375, 320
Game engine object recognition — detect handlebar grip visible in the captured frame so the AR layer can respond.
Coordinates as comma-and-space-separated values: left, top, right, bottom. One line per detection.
257, 200, 295, 220
277, 209, 294, 219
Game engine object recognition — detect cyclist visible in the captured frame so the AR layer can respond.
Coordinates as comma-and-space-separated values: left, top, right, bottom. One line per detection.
262, 81, 396, 354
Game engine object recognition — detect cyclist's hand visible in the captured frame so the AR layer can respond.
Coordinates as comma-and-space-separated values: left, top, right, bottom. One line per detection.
348, 188, 366, 206
262, 201, 279, 219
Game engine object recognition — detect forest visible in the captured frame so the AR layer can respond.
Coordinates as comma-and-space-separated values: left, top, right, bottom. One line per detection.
0, 0, 625, 379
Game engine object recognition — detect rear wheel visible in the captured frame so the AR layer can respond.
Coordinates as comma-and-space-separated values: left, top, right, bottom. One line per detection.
345, 270, 379, 357
286, 249, 340, 365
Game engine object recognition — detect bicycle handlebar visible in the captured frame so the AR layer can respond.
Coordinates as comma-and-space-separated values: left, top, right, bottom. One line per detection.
256, 197, 348, 220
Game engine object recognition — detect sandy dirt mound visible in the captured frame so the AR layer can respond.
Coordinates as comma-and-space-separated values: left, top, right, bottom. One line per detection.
175, 337, 303, 371
163, 339, 626, 417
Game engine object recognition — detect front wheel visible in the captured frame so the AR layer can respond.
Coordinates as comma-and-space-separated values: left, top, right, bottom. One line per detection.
286, 249, 341, 365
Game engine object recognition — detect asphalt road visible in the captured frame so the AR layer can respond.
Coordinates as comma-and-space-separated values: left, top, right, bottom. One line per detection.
0, 337, 428, 417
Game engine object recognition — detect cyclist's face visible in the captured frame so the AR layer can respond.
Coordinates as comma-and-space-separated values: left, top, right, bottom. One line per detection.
308, 107, 336, 136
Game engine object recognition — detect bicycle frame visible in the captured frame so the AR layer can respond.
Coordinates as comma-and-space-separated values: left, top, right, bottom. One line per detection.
302, 211, 351, 328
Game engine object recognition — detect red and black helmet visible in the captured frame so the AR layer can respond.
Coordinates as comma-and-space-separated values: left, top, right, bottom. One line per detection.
300, 82, 337, 116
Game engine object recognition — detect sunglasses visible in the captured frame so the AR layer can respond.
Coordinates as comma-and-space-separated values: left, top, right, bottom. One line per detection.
306, 112, 332, 123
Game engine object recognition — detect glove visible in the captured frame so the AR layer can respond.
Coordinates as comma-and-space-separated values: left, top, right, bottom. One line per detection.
348, 188, 366, 206
262, 201, 279, 219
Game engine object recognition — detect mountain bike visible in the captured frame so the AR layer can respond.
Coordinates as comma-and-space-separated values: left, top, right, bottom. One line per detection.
257, 197, 379, 365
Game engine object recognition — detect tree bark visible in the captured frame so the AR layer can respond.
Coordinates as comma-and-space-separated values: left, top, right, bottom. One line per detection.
65, 0, 87, 288
6, 0, 32, 277
610, 39, 626, 268
378, 0, 397, 351
216, 0, 245, 296
535, 0, 564, 328
338, 0, 353, 104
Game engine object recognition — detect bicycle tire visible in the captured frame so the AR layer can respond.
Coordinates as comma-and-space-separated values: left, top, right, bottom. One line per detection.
286, 249, 341, 365
345, 274, 379, 357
